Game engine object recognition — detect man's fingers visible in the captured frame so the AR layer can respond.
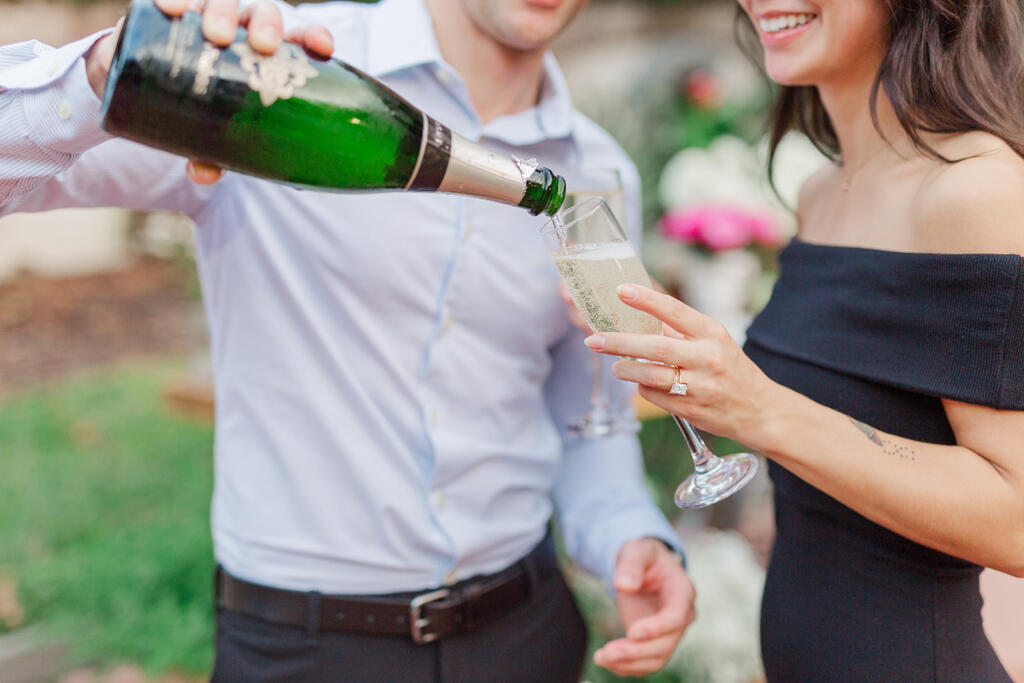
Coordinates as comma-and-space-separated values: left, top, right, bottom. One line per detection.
201, 0, 239, 46
595, 641, 672, 678
613, 539, 658, 593
154, 0, 190, 17
187, 160, 225, 185
626, 582, 695, 640
240, 1, 283, 55
284, 25, 335, 59
595, 633, 679, 665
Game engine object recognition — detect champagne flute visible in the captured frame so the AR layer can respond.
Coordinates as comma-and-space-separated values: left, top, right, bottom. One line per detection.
561, 169, 628, 439
542, 198, 758, 509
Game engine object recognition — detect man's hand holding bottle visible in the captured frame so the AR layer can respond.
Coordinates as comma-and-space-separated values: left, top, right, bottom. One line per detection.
84, 0, 335, 184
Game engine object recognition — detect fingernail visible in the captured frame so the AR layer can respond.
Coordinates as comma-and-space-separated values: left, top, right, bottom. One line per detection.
618, 284, 638, 300
634, 628, 650, 639
584, 335, 605, 351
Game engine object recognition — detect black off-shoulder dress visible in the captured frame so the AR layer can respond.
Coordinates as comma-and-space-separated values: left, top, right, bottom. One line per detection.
743, 239, 1023, 682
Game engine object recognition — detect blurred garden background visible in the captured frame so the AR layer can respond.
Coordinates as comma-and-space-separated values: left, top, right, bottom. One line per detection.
1, 0, 1022, 681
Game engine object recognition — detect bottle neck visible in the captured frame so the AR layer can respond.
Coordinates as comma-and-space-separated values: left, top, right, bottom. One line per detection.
431, 128, 565, 216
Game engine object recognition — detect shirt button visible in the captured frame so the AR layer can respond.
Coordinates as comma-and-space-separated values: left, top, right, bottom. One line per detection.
464, 223, 475, 240
433, 492, 447, 509
441, 316, 453, 336
57, 101, 71, 121
435, 67, 452, 85
429, 410, 440, 427
45, 58, 60, 77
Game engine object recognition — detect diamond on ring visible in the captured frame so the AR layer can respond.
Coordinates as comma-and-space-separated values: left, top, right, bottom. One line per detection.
669, 366, 687, 396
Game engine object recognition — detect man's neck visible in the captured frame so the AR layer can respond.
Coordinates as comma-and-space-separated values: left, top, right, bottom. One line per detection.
425, 0, 549, 125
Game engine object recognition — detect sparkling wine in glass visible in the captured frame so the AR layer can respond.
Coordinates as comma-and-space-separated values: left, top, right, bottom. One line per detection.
542, 198, 758, 509
560, 169, 631, 438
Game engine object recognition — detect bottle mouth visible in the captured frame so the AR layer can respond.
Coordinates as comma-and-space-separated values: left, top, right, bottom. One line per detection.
541, 174, 567, 216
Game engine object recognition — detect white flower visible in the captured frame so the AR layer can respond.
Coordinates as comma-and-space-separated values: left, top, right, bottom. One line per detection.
671, 529, 767, 683
658, 132, 829, 241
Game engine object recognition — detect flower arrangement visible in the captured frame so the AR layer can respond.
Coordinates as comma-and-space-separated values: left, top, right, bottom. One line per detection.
661, 204, 781, 254
643, 65, 827, 341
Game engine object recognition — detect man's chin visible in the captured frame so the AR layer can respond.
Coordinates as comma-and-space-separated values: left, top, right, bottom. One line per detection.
497, 21, 563, 51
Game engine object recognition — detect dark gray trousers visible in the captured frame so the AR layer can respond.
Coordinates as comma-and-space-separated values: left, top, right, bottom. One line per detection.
209, 568, 588, 683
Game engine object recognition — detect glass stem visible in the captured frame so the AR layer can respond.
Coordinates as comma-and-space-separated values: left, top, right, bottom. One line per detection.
673, 415, 719, 476
589, 353, 603, 406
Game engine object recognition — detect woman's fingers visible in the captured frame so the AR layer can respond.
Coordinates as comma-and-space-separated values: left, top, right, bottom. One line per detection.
584, 332, 698, 368
606, 359, 678, 393
617, 284, 711, 339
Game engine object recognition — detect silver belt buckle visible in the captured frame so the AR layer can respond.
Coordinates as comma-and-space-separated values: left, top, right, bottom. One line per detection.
409, 588, 451, 644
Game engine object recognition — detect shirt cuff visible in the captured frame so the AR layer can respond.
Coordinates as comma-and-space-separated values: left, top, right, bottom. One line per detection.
5, 31, 114, 156
592, 506, 686, 592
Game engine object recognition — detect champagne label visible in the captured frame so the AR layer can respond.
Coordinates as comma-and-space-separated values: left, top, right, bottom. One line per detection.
229, 43, 319, 107
164, 16, 318, 105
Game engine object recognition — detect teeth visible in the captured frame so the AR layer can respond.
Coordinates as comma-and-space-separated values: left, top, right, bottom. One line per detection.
758, 13, 814, 34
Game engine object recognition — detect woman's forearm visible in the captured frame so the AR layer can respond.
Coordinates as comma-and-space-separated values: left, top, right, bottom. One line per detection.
752, 384, 1024, 576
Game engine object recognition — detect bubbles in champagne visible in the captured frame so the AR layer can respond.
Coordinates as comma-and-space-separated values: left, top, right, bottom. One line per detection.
552, 242, 661, 334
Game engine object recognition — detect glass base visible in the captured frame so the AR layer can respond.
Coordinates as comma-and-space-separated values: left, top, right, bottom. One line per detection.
674, 452, 759, 510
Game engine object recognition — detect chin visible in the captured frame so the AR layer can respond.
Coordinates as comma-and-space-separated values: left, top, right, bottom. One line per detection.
498, 17, 562, 50
764, 61, 819, 87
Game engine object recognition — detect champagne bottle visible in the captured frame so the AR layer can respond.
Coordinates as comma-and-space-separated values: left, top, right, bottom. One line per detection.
99, 0, 566, 216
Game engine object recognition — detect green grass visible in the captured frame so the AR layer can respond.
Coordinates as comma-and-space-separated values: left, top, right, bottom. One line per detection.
0, 361, 216, 675
0, 362, 735, 678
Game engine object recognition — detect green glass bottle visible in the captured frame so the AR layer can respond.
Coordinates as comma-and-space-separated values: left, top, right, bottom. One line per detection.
99, 0, 566, 216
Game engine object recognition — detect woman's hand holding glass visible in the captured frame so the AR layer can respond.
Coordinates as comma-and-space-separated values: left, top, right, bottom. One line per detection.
584, 284, 777, 447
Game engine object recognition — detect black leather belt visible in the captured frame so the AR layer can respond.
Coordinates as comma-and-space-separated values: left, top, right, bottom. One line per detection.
216, 532, 557, 644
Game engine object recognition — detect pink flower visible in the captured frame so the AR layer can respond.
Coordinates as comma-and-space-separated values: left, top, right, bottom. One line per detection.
749, 211, 782, 246
661, 208, 703, 242
684, 69, 721, 110
660, 205, 781, 252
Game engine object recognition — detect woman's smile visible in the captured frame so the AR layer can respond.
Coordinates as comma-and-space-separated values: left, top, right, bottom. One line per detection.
757, 11, 818, 47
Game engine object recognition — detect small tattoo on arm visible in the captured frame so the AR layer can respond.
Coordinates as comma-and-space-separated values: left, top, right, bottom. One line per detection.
850, 419, 917, 461
851, 419, 883, 446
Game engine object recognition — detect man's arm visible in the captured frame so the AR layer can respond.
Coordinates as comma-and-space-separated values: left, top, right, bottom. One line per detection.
546, 322, 695, 677
0, 0, 331, 217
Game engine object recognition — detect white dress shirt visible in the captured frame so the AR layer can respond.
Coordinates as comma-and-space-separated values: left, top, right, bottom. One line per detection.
0, 0, 680, 594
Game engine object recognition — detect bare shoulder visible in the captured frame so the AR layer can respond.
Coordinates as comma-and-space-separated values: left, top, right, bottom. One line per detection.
914, 132, 1024, 255
796, 162, 839, 223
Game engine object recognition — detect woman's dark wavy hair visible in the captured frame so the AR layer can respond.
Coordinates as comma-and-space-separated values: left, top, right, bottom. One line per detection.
735, 1, 1024, 182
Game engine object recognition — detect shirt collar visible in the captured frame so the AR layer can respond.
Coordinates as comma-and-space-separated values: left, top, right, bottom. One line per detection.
365, 0, 446, 80
365, 0, 576, 145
